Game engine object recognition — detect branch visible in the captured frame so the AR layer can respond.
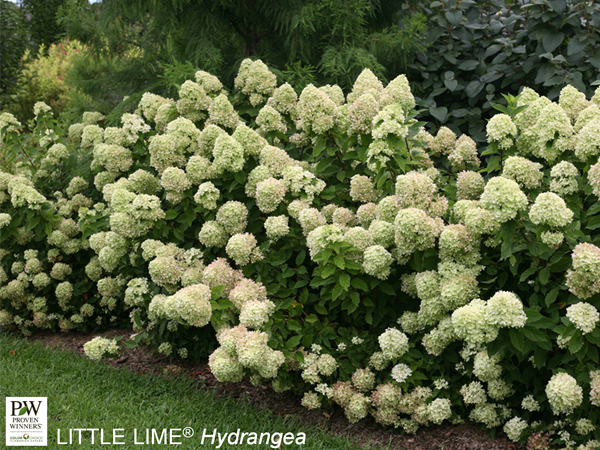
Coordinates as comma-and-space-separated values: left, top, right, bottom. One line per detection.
257, 28, 278, 41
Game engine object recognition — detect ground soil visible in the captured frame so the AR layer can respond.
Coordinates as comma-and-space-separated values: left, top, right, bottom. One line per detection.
25, 329, 525, 450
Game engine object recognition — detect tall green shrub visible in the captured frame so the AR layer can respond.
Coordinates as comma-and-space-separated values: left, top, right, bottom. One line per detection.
7, 39, 87, 124
405, 0, 600, 143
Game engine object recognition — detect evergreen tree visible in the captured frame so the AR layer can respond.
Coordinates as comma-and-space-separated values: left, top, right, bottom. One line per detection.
59, 0, 426, 119
23, 0, 67, 48
0, 1, 28, 100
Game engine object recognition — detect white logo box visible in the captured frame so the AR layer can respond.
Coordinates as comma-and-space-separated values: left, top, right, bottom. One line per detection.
5, 397, 47, 447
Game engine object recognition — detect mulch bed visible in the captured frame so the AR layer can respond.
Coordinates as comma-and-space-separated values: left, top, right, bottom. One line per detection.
24, 329, 524, 450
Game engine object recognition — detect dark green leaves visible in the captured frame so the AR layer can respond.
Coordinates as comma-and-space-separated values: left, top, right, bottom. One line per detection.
445, 10, 463, 26
429, 106, 448, 122
542, 31, 564, 53
465, 80, 484, 98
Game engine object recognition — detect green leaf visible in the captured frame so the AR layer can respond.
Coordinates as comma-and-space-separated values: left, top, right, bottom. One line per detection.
486, 155, 501, 173
332, 283, 344, 301
545, 289, 559, 308
321, 248, 333, 264
233, 172, 247, 185
589, 54, 600, 69
539, 268, 550, 285
313, 138, 326, 157
379, 283, 395, 296
429, 106, 448, 122
322, 264, 336, 279
458, 60, 478, 71
586, 215, 600, 230
569, 331, 583, 354
351, 291, 361, 311
587, 202, 600, 216
18, 406, 27, 416
445, 10, 463, 26
547, 0, 567, 13
509, 328, 525, 354
295, 251, 306, 266
334, 255, 345, 270
123, 339, 138, 349
519, 267, 536, 282
490, 103, 511, 115
465, 80, 484, 98
485, 44, 501, 58
133, 311, 143, 328
444, 79, 458, 91
567, 39, 587, 56
522, 328, 552, 350
164, 209, 178, 220
451, 108, 469, 118
293, 280, 309, 289
305, 314, 318, 324
542, 31, 564, 53
211, 285, 225, 301
314, 304, 328, 315
351, 278, 369, 291
339, 273, 351, 290
286, 336, 301, 349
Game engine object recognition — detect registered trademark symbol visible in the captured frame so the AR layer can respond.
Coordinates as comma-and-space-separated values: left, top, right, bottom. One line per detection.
182, 427, 194, 438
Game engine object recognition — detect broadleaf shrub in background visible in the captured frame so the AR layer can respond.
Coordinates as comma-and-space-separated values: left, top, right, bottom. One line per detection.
3, 60, 600, 448
7, 39, 87, 124
405, 0, 600, 144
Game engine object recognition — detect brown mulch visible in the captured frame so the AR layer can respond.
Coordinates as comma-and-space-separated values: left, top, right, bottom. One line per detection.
26, 329, 524, 450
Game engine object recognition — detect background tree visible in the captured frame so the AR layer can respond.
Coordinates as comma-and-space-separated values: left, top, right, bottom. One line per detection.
23, 0, 68, 48
0, 1, 28, 102
58, 0, 426, 121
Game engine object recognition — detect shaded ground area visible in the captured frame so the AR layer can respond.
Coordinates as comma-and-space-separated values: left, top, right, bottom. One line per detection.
27, 329, 523, 450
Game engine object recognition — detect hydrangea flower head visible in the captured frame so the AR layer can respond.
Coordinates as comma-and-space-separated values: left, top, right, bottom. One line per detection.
83, 337, 119, 362
566, 243, 600, 299
546, 372, 583, 415
363, 245, 393, 280
267, 82, 298, 115
566, 302, 599, 334
231, 124, 268, 157
378, 328, 409, 360
296, 84, 336, 134
480, 177, 528, 223
177, 80, 211, 121
529, 192, 573, 227
234, 59, 277, 106
256, 178, 287, 213
173, 284, 212, 327
216, 201, 248, 234
487, 114, 517, 149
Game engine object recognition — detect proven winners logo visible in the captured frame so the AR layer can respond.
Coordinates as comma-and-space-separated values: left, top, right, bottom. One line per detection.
5, 397, 47, 446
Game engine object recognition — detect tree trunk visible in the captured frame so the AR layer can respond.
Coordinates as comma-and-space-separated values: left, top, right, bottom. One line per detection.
243, 29, 258, 57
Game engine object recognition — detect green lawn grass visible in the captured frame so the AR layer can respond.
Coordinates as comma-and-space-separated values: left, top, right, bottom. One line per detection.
0, 333, 368, 449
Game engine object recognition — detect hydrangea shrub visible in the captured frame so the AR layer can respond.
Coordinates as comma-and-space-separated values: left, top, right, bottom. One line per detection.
2, 62, 600, 447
